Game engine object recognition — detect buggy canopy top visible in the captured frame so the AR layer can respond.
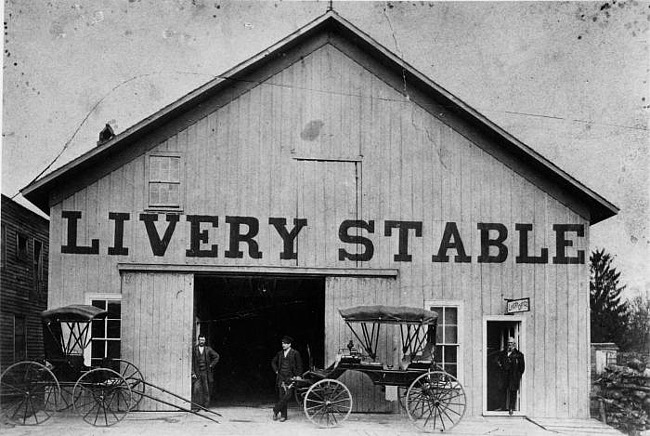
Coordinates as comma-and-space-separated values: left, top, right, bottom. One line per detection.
339, 305, 438, 325
41, 304, 108, 323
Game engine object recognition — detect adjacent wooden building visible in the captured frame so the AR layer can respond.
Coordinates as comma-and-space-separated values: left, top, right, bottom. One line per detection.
22, 12, 617, 418
0, 194, 49, 374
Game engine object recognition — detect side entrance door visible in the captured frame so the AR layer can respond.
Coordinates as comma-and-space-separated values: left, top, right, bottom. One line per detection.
484, 318, 525, 415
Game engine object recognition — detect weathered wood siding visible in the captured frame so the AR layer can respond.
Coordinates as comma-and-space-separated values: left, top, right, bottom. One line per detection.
1, 195, 49, 373
121, 271, 193, 410
48, 42, 591, 417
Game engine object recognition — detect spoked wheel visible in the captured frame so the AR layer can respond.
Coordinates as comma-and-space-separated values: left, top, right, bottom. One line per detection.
406, 371, 466, 433
112, 359, 145, 411
303, 379, 352, 428
73, 368, 132, 426
0, 361, 60, 425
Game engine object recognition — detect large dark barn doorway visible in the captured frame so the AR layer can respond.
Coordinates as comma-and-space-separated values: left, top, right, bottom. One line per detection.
193, 276, 325, 406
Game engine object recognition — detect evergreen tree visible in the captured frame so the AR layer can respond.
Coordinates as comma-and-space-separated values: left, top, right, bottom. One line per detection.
590, 249, 629, 346
625, 294, 650, 353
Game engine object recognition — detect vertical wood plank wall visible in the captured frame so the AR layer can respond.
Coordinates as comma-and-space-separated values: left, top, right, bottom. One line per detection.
121, 272, 194, 410
48, 42, 593, 417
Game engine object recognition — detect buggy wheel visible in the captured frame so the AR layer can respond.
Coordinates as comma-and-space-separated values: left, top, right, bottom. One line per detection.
0, 361, 60, 425
303, 379, 352, 428
406, 371, 466, 433
73, 368, 132, 426
112, 359, 145, 411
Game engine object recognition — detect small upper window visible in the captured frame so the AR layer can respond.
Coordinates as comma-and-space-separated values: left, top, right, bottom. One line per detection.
16, 232, 29, 261
147, 153, 182, 209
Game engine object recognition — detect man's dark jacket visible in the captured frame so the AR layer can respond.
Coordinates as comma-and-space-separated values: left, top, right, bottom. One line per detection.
271, 348, 303, 384
496, 349, 525, 390
192, 345, 220, 383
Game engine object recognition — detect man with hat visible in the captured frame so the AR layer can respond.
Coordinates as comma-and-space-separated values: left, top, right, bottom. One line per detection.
271, 335, 303, 422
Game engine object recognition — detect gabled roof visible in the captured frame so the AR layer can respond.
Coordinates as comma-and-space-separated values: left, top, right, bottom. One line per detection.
21, 11, 618, 224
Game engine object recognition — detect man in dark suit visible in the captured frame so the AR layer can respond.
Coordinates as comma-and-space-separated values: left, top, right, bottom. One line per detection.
271, 335, 303, 422
192, 334, 220, 410
496, 337, 525, 415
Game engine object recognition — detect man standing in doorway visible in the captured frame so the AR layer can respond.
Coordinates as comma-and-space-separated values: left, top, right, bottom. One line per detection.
192, 334, 220, 410
496, 337, 525, 415
271, 335, 303, 422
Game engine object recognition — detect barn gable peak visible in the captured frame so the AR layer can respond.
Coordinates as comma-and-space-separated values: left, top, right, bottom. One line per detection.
21, 10, 617, 224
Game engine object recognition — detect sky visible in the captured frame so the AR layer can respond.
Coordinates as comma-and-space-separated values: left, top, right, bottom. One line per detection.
1, 0, 648, 298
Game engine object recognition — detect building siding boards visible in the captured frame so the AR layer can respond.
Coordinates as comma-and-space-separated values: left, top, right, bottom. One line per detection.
0, 195, 49, 373
41, 37, 594, 417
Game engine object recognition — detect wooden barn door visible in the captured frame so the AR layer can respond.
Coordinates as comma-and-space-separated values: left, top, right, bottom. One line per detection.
325, 276, 398, 413
121, 271, 194, 410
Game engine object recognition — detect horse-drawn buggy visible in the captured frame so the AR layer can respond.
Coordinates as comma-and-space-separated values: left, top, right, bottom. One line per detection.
294, 305, 466, 432
0, 304, 219, 427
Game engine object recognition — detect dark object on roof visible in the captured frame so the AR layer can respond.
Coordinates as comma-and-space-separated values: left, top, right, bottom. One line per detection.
97, 123, 115, 145
339, 305, 438, 324
41, 304, 108, 322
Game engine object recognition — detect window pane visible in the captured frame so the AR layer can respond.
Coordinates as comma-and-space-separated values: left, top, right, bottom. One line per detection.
444, 325, 458, 343
162, 184, 171, 204
107, 320, 120, 338
92, 319, 105, 338
444, 345, 458, 363
92, 300, 106, 310
160, 156, 169, 179
149, 183, 160, 204
150, 156, 160, 180
92, 340, 106, 358
107, 302, 121, 318
170, 157, 180, 181
169, 184, 179, 204
445, 307, 457, 325
107, 340, 121, 359
436, 324, 443, 344
444, 363, 457, 377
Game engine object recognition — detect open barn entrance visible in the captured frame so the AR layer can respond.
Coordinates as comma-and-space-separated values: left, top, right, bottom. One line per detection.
193, 276, 325, 406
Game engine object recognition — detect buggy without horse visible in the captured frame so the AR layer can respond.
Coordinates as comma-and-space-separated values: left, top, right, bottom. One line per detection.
293, 305, 466, 432
0, 304, 220, 427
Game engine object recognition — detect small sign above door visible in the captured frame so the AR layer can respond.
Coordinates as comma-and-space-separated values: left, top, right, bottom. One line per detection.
506, 298, 530, 314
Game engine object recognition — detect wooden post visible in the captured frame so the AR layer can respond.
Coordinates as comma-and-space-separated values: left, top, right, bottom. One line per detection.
598, 398, 607, 424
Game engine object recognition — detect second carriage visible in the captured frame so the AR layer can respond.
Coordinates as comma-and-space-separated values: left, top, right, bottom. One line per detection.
0, 304, 219, 427
294, 305, 467, 432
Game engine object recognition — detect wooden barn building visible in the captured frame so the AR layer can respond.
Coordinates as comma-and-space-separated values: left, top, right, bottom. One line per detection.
1, 194, 49, 373
22, 12, 617, 419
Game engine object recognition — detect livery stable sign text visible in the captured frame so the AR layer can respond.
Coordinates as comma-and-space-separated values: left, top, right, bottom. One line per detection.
60, 211, 586, 264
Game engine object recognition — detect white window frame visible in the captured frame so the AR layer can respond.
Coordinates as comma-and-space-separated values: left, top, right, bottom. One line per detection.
145, 151, 184, 211
85, 293, 122, 367
425, 300, 464, 383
